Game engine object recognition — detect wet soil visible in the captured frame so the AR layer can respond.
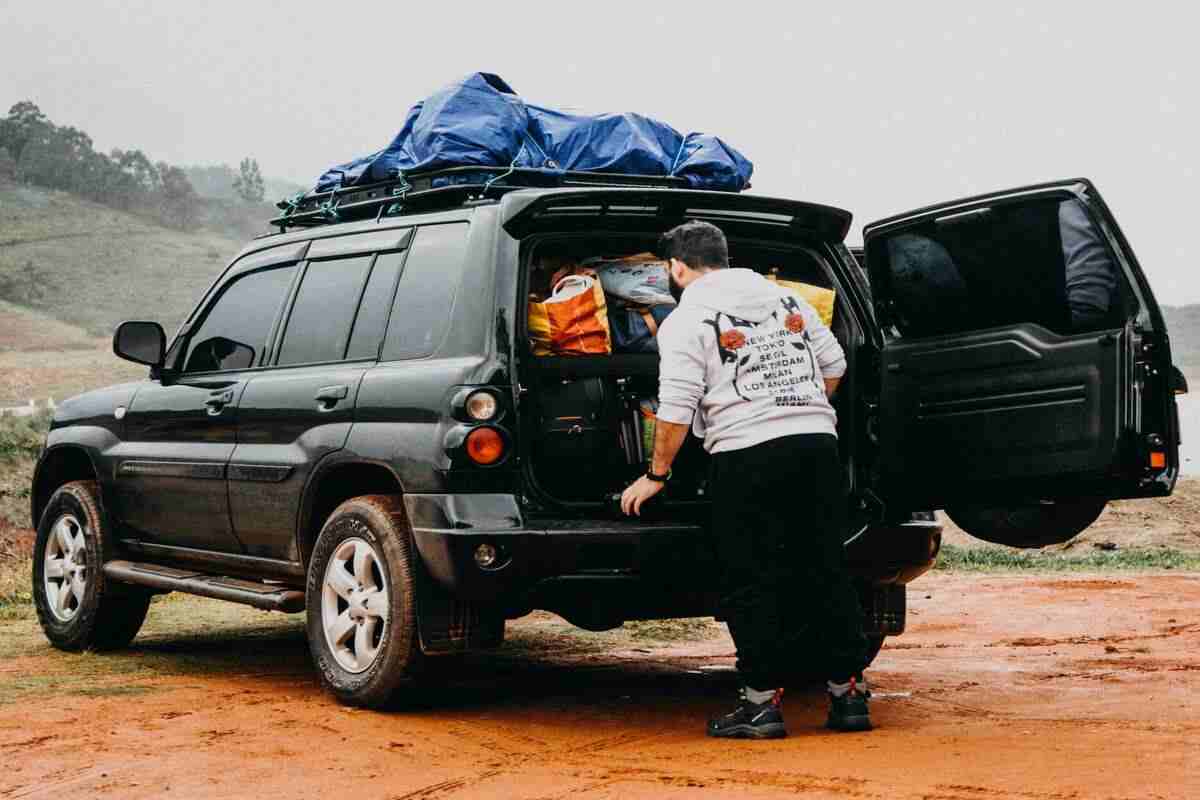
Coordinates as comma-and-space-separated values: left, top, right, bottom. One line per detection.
2, 572, 1198, 799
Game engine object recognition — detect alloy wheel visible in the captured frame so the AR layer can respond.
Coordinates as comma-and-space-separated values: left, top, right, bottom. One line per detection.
321, 537, 390, 673
43, 513, 89, 622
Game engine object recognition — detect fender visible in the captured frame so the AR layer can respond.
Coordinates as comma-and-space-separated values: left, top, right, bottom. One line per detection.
31, 429, 120, 527
293, 449, 408, 566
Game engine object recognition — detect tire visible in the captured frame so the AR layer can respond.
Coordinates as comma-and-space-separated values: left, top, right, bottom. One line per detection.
33, 481, 151, 651
946, 498, 1107, 549
305, 494, 424, 708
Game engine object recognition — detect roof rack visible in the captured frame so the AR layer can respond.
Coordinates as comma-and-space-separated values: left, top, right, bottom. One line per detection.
269, 166, 693, 231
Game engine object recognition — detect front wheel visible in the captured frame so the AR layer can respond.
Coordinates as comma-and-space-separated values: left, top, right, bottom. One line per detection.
305, 495, 424, 708
33, 481, 151, 651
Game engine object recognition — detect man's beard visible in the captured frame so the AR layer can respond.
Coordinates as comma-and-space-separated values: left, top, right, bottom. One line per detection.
668, 271, 685, 302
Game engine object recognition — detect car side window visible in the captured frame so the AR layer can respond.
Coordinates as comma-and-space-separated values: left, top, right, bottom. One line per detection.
381, 223, 469, 361
345, 250, 407, 360
869, 198, 1126, 338
277, 255, 373, 366
183, 264, 298, 373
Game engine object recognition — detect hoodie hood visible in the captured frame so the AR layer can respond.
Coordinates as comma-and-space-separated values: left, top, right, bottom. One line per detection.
680, 268, 789, 323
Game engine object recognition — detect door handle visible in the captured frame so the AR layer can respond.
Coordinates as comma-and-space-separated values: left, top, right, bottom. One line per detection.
315, 384, 349, 411
204, 389, 235, 416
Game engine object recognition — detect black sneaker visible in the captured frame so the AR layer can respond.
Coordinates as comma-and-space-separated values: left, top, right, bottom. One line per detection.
706, 687, 787, 739
826, 677, 872, 732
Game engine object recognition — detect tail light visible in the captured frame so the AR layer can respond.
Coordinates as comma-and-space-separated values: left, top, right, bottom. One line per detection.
465, 390, 499, 421
465, 427, 506, 465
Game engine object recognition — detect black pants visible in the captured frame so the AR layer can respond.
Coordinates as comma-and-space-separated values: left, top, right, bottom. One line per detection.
709, 433, 868, 689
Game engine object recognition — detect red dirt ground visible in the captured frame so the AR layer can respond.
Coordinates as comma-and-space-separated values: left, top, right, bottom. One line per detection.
2, 572, 1199, 799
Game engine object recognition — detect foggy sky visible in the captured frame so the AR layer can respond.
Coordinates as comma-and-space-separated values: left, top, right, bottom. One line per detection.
3, 1, 1196, 301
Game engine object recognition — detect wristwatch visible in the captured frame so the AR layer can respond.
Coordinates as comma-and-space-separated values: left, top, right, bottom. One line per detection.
646, 468, 672, 483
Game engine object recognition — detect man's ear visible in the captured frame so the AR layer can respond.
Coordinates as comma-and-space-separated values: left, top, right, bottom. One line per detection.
669, 258, 686, 283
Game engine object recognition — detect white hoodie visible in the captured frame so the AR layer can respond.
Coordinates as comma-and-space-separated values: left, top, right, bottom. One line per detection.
656, 268, 846, 454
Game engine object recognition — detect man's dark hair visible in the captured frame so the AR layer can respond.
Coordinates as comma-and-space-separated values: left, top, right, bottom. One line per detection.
657, 220, 729, 270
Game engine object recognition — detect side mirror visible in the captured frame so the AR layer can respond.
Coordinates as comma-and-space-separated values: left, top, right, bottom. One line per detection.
113, 321, 166, 368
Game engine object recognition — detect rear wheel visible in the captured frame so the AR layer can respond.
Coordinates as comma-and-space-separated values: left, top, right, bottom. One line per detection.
305, 495, 424, 708
946, 498, 1107, 549
33, 481, 151, 651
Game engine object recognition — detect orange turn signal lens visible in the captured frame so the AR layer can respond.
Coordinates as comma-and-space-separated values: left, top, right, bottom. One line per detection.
1149, 451, 1167, 469
466, 427, 505, 465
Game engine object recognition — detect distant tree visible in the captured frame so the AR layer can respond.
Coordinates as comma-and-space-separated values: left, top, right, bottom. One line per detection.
0, 147, 15, 180
232, 157, 265, 203
155, 162, 199, 228
0, 101, 51, 163
112, 149, 161, 193
183, 164, 239, 200
16, 134, 69, 189
1, 101, 212, 231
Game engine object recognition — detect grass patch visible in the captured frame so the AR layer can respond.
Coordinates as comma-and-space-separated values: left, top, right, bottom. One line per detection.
0, 595, 307, 704
0, 564, 32, 618
623, 618, 717, 642
0, 456, 34, 532
0, 413, 48, 462
0, 433, 39, 613
935, 542, 1200, 572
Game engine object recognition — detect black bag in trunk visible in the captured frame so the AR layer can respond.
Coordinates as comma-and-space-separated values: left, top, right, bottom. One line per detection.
532, 377, 623, 500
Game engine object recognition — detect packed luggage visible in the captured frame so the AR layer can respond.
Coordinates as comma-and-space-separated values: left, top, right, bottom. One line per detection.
528, 271, 613, 356
524, 243, 841, 504
314, 73, 753, 195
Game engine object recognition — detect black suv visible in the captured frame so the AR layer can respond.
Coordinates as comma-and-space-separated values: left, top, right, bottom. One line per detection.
30, 172, 1184, 707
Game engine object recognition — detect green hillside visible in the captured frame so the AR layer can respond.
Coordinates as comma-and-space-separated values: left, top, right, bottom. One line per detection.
0, 300, 144, 405
0, 180, 241, 336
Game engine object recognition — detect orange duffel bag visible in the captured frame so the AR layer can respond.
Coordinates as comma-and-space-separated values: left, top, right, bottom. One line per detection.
528, 272, 612, 356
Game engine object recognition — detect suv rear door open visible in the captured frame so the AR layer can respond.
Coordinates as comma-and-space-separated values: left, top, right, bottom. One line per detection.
863, 179, 1181, 544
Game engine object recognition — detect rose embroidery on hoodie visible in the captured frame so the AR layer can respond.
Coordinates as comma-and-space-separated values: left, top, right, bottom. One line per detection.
785, 313, 805, 334
719, 329, 747, 350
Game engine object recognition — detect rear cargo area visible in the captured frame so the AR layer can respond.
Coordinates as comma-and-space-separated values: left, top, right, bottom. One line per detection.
518, 232, 853, 509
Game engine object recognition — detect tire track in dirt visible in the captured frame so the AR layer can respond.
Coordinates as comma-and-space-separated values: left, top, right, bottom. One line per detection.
388, 770, 504, 800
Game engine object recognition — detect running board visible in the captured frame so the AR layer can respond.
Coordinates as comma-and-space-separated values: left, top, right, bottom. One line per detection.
102, 560, 306, 613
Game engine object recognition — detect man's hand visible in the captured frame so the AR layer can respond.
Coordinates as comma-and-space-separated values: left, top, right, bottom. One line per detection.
620, 475, 665, 516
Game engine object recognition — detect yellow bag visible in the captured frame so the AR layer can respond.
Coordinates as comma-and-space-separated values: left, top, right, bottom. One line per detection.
766, 275, 836, 325
528, 272, 612, 356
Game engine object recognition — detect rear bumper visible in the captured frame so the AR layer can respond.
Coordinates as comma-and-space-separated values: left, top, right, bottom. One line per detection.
404, 494, 943, 597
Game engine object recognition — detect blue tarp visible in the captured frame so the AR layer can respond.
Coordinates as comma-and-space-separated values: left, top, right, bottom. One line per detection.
314, 73, 752, 194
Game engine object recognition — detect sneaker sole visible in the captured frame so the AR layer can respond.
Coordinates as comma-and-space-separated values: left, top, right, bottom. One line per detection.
826, 715, 872, 732
707, 722, 787, 739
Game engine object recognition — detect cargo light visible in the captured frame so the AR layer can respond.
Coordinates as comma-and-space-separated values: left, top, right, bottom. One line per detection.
474, 543, 499, 568
466, 427, 505, 465
465, 390, 498, 421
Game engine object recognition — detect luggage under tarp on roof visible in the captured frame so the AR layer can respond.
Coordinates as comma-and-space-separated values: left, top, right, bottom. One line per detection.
314, 73, 753, 194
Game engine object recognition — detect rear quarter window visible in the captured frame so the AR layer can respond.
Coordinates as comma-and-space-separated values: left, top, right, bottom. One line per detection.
381, 223, 470, 360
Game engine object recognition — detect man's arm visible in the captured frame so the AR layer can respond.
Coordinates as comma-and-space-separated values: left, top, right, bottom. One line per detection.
620, 418, 689, 516
824, 375, 841, 399
649, 418, 690, 477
